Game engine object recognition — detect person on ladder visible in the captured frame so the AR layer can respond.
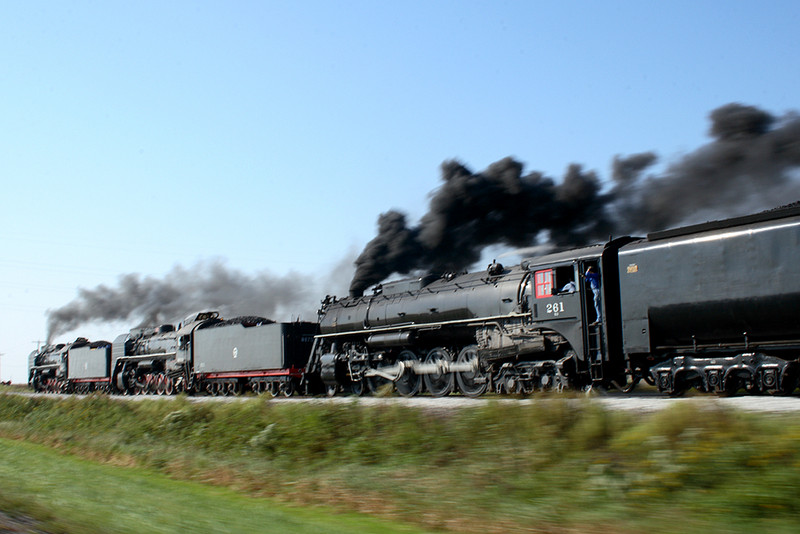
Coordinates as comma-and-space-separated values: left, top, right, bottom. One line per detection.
585, 265, 601, 325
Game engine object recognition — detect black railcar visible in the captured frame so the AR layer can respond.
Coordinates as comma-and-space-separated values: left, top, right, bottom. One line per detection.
617, 205, 800, 394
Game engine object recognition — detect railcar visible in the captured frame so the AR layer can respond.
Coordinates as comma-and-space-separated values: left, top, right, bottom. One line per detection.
65, 341, 113, 393
191, 317, 318, 396
619, 205, 800, 395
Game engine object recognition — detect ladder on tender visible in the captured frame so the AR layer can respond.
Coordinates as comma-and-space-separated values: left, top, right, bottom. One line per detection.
587, 323, 605, 383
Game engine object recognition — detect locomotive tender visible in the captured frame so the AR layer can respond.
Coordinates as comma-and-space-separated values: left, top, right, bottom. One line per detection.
29, 204, 800, 397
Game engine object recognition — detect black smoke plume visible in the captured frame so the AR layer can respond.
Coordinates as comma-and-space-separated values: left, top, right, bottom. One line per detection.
46, 260, 320, 342
350, 103, 800, 296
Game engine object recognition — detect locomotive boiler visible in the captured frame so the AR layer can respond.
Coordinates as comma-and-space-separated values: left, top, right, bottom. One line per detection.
29, 342, 70, 392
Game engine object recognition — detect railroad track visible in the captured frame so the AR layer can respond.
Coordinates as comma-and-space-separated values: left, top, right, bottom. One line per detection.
10, 390, 800, 414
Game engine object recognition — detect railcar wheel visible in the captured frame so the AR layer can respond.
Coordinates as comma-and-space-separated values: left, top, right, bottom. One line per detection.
394, 350, 423, 397
423, 347, 454, 397
455, 345, 488, 398
164, 377, 175, 396
326, 384, 338, 397
282, 380, 295, 397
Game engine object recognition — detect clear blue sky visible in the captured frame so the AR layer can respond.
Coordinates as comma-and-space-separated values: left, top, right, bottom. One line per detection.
2, 1, 799, 382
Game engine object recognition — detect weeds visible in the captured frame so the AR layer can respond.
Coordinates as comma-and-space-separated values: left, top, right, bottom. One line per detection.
0, 393, 799, 533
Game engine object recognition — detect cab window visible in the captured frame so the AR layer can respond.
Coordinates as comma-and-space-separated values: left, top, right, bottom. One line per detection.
534, 270, 553, 298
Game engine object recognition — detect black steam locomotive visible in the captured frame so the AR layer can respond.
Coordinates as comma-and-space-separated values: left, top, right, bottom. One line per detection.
28, 337, 113, 394
30, 204, 800, 397
309, 203, 800, 397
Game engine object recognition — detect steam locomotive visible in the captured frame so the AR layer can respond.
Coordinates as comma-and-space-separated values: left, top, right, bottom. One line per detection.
29, 337, 113, 394
30, 204, 800, 397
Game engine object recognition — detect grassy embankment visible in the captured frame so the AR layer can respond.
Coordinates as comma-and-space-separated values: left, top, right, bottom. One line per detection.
0, 437, 429, 534
0, 392, 799, 533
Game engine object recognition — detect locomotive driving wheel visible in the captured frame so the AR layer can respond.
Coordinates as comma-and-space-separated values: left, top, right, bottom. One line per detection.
423, 347, 454, 397
394, 350, 422, 397
350, 379, 365, 396
164, 376, 175, 396
455, 345, 488, 398
155, 374, 167, 395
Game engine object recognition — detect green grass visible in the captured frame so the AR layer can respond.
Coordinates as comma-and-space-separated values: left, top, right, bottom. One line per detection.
1, 393, 800, 533
0, 437, 431, 534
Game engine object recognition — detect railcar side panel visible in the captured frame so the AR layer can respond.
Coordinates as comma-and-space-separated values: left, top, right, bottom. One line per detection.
618, 210, 800, 355
193, 322, 317, 373
67, 344, 111, 380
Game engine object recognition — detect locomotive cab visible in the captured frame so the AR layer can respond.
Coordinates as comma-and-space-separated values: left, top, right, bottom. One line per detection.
522, 247, 603, 362
519, 237, 634, 390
